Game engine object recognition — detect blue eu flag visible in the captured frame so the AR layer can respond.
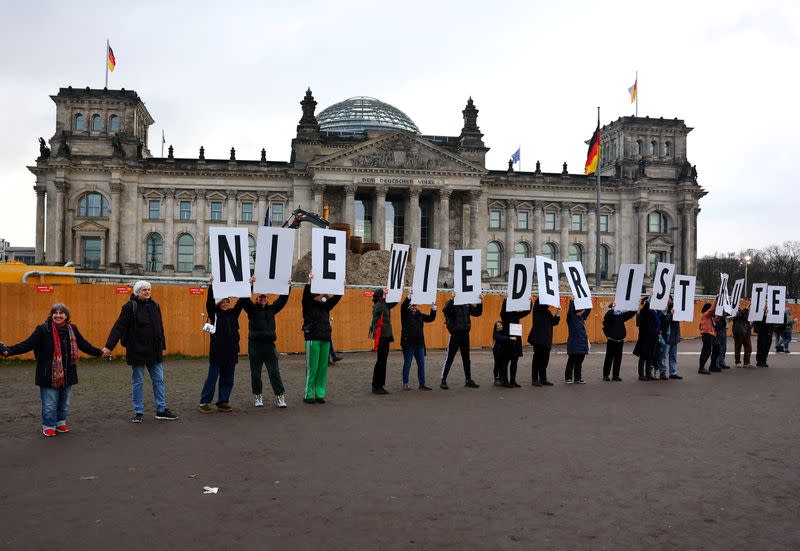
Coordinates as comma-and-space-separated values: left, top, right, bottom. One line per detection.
511, 148, 521, 163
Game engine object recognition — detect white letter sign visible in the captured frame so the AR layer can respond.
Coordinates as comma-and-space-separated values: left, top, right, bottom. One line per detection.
410, 248, 441, 305
311, 228, 346, 295
766, 286, 786, 324
535, 255, 560, 307
253, 226, 296, 295
748, 283, 768, 322
729, 278, 745, 316
672, 275, 696, 322
614, 264, 645, 312
650, 262, 675, 311
454, 249, 482, 305
209, 226, 252, 298
385, 243, 410, 304
562, 261, 592, 311
506, 258, 535, 312
715, 273, 731, 316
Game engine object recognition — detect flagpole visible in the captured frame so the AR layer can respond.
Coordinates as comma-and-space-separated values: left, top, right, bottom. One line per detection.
161, 130, 164, 158
595, 106, 601, 290
635, 70, 638, 117
518, 145, 521, 172
105, 39, 109, 88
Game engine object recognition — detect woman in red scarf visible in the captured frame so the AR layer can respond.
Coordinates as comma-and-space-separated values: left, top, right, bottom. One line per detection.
1, 303, 105, 437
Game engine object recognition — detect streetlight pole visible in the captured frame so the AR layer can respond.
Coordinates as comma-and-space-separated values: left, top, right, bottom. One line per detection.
743, 254, 751, 297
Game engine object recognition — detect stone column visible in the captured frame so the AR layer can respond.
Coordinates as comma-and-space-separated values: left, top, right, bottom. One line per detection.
681, 203, 691, 274
506, 200, 517, 258
373, 184, 387, 249
312, 183, 326, 215
469, 189, 481, 249
257, 191, 268, 227
162, 188, 175, 271
108, 181, 123, 268
194, 190, 207, 270
692, 206, 700, 275
586, 203, 597, 278
343, 184, 356, 231
559, 202, 572, 262
532, 201, 543, 257
636, 201, 649, 265
407, 186, 421, 249
226, 190, 237, 226
54, 179, 69, 264
439, 188, 451, 267
118, 183, 138, 270
34, 184, 46, 264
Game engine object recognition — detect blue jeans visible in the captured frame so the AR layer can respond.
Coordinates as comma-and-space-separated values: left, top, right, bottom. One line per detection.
200, 361, 236, 405
402, 346, 426, 386
40, 385, 73, 430
659, 342, 678, 375
131, 363, 167, 414
779, 331, 791, 351
717, 335, 728, 367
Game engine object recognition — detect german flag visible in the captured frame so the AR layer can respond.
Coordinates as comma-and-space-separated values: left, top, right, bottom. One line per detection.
584, 123, 600, 175
107, 45, 116, 72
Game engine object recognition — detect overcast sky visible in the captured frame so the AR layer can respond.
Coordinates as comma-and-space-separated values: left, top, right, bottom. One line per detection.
1, 0, 797, 257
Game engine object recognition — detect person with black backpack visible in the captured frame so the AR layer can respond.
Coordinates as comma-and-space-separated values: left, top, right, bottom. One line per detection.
103, 281, 178, 423
601, 302, 636, 381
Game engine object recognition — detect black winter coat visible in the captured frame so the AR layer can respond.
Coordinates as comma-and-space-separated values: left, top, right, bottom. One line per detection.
242, 293, 289, 343
442, 300, 482, 334
527, 300, 560, 348
400, 297, 437, 348
6, 321, 102, 387
500, 298, 531, 357
301, 284, 342, 341
633, 303, 661, 360
105, 295, 166, 366
206, 288, 245, 365
602, 309, 636, 341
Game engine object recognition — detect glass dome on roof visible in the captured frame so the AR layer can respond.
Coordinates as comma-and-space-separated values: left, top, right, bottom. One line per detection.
317, 96, 420, 134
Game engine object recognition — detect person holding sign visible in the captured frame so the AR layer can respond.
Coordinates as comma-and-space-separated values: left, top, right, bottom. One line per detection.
499, 297, 531, 387
492, 321, 513, 387
657, 298, 683, 380
633, 298, 661, 381
440, 295, 483, 389
301, 274, 342, 403
698, 301, 719, 374
399, 292, 437, 391
752, 318, 774, 367
369, 288, 398, 395
242, 276, 291, 409
528, 299, 561, 386
565, 300, 592, 384
731, 303, 752, 367
601, 303, 636, 381
199, 282, 244, 413
775, 312, 795, 353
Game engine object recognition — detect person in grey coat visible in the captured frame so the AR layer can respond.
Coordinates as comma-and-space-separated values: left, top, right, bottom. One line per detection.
565, 300, 592, 384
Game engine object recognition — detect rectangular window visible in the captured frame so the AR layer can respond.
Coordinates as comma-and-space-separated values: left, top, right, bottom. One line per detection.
82, 237, 101, 269
241, 202, 254, 222
210, 201, 222, 221
489, 210, 502, 229
571, 213, 583, 231
517, 211, 529, 230
420, 200, 432, 248
392, 200, 405, 246
271, 203, 284, 225
599, 214, 609, 232
148, 200, 160, 220
544, 212, 556, 231
179, 200, 192, 220
355, 198, 373, 241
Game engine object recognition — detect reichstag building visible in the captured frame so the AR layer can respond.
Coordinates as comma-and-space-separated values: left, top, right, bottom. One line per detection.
29, 87, 706, 284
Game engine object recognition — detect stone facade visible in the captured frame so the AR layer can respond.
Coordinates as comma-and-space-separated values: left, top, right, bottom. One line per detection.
28, 87, 706, 285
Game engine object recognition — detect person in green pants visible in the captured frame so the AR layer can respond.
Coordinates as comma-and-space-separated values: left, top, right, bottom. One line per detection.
301, 274, 342, 404
243, 276, 291, 408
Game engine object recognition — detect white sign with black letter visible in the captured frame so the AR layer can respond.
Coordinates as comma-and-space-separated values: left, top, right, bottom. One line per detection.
535, 255, 560, 307
729, 278, 745, 316
311, 228, 346, 295
253, 226, 296, 295
766, 285, 786, 324
410, 248, 441, 305
506, 258, 535, 312
748, 283, 768, 322
385, 243, 410, 304
650, 262, 675, 311
672, 275, 696, 322
209, 227, 252, 298
614, 264, 645, 312
562, 261, 592, 311
715, 273, 731, 316
454, 249, 482, 305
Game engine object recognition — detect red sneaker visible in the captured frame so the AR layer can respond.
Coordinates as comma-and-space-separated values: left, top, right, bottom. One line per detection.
56, 425, 70, 433
42, 428, 57, 437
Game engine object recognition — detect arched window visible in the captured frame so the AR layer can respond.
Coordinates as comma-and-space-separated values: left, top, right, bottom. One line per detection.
648, 251, 666, 276
177, 234, 194, 272
75, 113, 86, 131
600, 245, 610, 279
650, 140, 657, 156
648, 211, 668, 233
636, 140, 643, 155
92, 114, 103, 131
514, 242, 530, 258
568, 243, 583, 262
664, 141, 672, 157
145, 233, 164, 272
77, 192, 110, 217
109, 115, 120, 133
542, 242, 557, 261
487, 241, 503, 277
248, 235, 256, 270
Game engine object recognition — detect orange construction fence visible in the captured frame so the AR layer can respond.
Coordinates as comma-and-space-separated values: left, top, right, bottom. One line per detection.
0, 282, 797, 360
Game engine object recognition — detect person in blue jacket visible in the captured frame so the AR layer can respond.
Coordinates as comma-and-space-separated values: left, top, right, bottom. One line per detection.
565, 300, 592, 384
